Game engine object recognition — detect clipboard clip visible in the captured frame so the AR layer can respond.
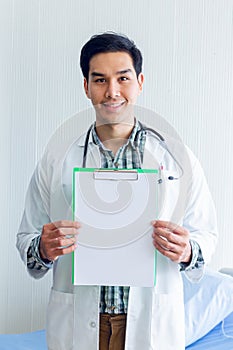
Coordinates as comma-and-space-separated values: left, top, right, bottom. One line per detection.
93, 170, 138, 181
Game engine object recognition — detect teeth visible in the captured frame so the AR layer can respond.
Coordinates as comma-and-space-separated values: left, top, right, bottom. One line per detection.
104, 102, 124, 107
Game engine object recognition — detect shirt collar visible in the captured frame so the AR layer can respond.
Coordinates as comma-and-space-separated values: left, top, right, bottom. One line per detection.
91, 120, 141, 148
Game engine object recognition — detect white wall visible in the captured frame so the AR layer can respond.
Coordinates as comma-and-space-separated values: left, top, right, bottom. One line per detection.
1, 0, 233, 333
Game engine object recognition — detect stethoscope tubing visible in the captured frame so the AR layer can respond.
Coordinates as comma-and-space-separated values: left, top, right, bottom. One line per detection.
82, 122, 183, 180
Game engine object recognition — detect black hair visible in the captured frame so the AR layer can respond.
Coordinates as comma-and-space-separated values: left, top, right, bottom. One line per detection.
80, 32, 143, 81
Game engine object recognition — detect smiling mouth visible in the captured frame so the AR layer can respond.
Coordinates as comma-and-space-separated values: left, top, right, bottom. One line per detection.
102, 101, 126, 110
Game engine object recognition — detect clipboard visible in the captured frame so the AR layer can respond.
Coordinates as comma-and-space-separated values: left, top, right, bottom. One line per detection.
72, 168, 158, 287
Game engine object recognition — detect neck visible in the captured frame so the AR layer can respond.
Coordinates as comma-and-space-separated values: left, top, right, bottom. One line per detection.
95, 120, 135, 155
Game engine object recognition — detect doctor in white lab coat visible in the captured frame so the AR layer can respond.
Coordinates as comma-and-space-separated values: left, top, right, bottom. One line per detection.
17, 32, 218, 350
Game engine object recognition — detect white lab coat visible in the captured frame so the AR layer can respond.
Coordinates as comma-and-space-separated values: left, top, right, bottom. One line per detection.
17, 127, 218, 350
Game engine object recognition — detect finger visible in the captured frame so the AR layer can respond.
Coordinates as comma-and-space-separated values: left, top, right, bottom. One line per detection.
153, 228, 182, 245
53, 227, 80, 237
43, 227, 80, 240
153, 240, 180, 262
44, 220, 81, 231
47, 236, 77, 249
44, 240, 78, 261
51, 244, 78, 259
153, 234, 182, 254
152, 220, 188, 236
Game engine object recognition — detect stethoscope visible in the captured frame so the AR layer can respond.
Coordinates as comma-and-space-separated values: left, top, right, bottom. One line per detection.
82, 121, 184, 181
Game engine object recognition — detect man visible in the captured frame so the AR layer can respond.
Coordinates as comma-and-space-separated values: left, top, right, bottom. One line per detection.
17, 32, 218, 350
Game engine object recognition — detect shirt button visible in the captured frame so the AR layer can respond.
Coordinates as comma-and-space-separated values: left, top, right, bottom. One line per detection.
90, 321, 96, 328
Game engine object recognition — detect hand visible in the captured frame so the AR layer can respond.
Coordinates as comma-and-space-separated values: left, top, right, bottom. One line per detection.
152, 220, 191, 264
39, 220, 81, 262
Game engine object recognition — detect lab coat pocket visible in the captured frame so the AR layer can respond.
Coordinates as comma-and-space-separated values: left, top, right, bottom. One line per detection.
46, 288, 75, 350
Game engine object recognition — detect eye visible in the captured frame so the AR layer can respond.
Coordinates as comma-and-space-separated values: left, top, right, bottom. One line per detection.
119, 76, 129, 81
94, 78, 106, 83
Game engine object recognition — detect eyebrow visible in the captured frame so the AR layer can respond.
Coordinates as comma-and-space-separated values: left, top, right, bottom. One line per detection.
116, 69, 133, 75
90, 69, 133, 78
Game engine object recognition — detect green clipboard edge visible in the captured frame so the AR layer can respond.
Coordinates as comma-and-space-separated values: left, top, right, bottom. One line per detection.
72, 167, 158, 286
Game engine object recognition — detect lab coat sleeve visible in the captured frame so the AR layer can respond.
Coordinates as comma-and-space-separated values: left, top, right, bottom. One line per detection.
183, 149, 218, 280
16, 160, 52, 279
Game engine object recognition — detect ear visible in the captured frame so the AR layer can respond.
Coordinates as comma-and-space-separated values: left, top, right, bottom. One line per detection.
137, 73, 144, 94
84, 78, 90, 98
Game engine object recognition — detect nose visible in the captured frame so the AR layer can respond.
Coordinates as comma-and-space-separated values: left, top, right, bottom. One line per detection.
105, 80, 120, 98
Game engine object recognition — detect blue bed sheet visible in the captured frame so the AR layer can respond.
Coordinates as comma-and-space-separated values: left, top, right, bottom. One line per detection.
0, 330, 46, 350
186, 312, 233, 350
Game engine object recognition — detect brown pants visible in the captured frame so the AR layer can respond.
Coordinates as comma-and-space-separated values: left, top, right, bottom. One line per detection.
99, 313, 127, 350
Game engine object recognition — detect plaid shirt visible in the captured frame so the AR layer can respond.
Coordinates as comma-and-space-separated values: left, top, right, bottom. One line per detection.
27, 120, 204, 314
92, 121, 146, 314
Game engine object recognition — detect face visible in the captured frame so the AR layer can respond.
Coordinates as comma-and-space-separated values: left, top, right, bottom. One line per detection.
84, 51, 144, 126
